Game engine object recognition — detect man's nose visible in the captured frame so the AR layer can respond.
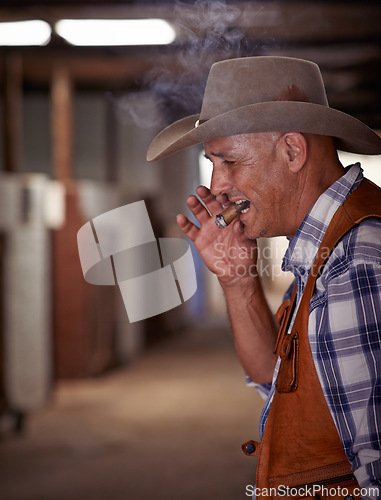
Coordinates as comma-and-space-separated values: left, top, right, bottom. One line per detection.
210, 165, 233, 196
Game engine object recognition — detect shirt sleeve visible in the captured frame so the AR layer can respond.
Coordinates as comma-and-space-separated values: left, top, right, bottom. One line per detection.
311, 260, 381, 498
246, 376, 272, 400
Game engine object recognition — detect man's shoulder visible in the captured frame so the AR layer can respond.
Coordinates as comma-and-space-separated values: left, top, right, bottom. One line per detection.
322, 216, 381, 281
344, 216, 381, 262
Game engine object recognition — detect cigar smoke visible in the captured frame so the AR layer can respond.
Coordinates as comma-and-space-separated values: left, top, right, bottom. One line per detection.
148, 0, 247, 125
110, 0, 249, 129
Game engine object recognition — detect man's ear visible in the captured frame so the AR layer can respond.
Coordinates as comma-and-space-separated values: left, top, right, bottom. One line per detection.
281, 133, 307, 173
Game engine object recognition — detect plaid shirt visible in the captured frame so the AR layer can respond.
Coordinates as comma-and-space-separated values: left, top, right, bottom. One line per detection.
249, 164, 381, 498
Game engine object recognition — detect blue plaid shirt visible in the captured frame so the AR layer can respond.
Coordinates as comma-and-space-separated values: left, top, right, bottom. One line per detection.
249, 164, 381, 498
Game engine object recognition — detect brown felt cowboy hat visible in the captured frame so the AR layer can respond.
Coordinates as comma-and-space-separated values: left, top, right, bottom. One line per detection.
147, 56, 381, 162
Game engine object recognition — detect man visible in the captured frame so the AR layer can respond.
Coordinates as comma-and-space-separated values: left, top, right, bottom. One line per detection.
147, 57, 381, 499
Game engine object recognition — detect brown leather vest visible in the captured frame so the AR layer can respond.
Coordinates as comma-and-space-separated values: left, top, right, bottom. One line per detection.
242, 179, 381, 499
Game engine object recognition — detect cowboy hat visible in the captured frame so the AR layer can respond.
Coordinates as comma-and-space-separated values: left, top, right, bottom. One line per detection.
146, 56, 381, 162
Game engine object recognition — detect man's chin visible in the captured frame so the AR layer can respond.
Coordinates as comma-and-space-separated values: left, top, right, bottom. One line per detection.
243, 223, 262, 241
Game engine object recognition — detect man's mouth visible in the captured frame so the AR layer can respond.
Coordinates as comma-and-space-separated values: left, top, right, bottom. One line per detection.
234, 199, 250, 214
214, 199, 251, 229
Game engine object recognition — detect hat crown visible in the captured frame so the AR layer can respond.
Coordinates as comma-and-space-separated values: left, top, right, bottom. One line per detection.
200, 56, 329, 121
147, 55, 381, 162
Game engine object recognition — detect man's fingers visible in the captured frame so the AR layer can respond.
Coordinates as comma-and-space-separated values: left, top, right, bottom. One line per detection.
232, 219, 244, 237
176, 214, 199, 241
196, 186, 226, 215
186, 194, 212, 223
215, 193, 230, 208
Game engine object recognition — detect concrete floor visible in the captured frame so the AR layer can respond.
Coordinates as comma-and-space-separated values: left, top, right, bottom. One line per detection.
0, 324, 264, 500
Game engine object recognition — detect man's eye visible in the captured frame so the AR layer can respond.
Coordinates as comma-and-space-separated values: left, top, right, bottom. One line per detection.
224, 160, 236, 166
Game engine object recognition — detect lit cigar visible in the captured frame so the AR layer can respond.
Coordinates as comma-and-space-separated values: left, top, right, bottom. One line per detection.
215, 200, 250, 229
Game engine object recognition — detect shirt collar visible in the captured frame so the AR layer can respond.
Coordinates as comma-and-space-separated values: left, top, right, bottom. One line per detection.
282, 163, 363, 277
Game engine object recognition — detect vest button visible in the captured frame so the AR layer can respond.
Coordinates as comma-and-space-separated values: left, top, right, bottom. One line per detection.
245, 442, 256, 454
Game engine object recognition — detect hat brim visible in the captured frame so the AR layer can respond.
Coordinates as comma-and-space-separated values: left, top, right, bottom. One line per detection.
147, 101, 381, 161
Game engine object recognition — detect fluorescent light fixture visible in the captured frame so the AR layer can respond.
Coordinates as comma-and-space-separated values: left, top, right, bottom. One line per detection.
0, 20, 51, 46
55, 19, 176, 46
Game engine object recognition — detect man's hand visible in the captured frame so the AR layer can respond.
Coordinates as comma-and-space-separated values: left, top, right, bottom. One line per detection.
177, 185, 278, 384
177, 186, 258, 286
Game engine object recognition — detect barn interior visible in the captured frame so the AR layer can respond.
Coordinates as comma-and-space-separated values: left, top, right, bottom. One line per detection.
0, 1, 380, 499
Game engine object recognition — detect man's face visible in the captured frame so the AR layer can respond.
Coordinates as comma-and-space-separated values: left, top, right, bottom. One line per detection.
204, 132, 294, 239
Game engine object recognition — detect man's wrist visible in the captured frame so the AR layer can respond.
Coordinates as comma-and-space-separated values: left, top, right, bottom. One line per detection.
218, 272, 261, 296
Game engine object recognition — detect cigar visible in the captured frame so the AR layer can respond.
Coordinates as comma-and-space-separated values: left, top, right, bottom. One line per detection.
215, 200, 250, 229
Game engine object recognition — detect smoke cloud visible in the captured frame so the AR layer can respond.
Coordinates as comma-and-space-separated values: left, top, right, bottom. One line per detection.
111, 0, 252, 130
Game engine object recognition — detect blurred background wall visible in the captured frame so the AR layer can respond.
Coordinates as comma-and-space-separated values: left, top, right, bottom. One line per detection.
0, 1, 380, 498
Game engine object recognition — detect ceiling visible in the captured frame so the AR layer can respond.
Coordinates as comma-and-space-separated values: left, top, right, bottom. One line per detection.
1, 0, 381, 128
